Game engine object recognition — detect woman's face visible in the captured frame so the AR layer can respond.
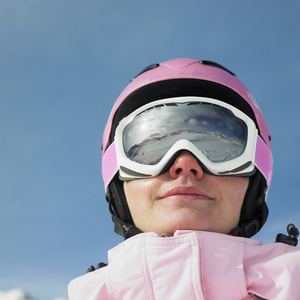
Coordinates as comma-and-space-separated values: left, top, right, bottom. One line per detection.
124, 151, 249, 236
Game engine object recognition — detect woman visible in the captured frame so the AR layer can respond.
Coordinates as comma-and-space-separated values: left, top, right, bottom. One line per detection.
69, 58, 300, 300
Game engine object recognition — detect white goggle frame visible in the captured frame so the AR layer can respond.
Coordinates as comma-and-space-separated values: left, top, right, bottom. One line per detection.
114, 96, 259, 181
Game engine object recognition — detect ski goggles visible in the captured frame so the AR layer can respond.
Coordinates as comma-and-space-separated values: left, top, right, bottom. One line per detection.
109, 96, 264, 182
102, 96, 273, 189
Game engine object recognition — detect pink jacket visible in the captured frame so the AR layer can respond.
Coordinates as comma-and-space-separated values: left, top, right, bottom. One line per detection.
68, 230, 300, 300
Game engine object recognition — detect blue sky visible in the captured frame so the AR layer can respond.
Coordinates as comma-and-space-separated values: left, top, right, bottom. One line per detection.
1, 1, 300, 299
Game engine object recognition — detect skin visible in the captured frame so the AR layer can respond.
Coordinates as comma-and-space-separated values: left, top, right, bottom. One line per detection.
124, 151, 249, 236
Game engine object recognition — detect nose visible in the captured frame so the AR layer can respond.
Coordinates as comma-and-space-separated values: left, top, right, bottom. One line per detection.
169, 151, 204, 179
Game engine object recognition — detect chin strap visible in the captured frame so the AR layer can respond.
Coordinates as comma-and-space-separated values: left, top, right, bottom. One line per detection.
232, 221, 299, 247
231, 219, 261, 238
232, 222, 299, 247
111, 214, 142, 239
86, 262, 107, 273
276, 223, 299, 246
106, 175, 143, 239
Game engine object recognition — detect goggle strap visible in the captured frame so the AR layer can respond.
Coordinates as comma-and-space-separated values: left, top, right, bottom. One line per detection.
102, 142, 118, 191
255, 136, 272, 187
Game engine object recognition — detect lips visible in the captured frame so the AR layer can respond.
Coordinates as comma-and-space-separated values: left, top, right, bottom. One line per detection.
160, 186, 214, 201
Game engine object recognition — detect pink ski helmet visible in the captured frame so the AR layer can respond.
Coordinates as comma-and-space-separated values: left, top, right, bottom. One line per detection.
102, 58, 273, 239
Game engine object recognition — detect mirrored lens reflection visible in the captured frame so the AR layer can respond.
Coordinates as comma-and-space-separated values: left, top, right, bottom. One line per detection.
123, 102, 247, 165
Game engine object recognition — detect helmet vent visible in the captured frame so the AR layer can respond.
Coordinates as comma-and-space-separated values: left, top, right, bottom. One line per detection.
199, 60, 236, 77
131, 63, 160, 82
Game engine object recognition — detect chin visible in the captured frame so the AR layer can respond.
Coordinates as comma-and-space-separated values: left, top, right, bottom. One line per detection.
157, 221, 215, 236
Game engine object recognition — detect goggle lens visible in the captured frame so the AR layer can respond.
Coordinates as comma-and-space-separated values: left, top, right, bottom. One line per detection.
122, 101, 247, 166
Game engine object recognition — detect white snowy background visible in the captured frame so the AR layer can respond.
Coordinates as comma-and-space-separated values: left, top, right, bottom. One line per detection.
0, 288, 66, 300
1, 1, 300, 299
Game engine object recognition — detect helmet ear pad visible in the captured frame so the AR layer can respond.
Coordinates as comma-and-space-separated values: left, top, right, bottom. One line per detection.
106, 175, 134, 230
237, 171, 269, 237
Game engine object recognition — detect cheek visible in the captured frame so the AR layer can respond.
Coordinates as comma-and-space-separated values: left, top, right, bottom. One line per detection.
124, 179, 156, 202
222, 177, 249, 212
124, 181, 141, 211
222, 177, 248, 196
235, 177, 249, 200
216, 177, 248, 209
214, 177, 249, 233
123, 179, 157, 222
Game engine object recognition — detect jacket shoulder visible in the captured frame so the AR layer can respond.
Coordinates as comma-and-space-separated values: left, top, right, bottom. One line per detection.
68, 264, 113, 300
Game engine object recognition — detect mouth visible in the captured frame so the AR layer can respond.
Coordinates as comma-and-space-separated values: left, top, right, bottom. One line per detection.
160, 186, 214, 201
